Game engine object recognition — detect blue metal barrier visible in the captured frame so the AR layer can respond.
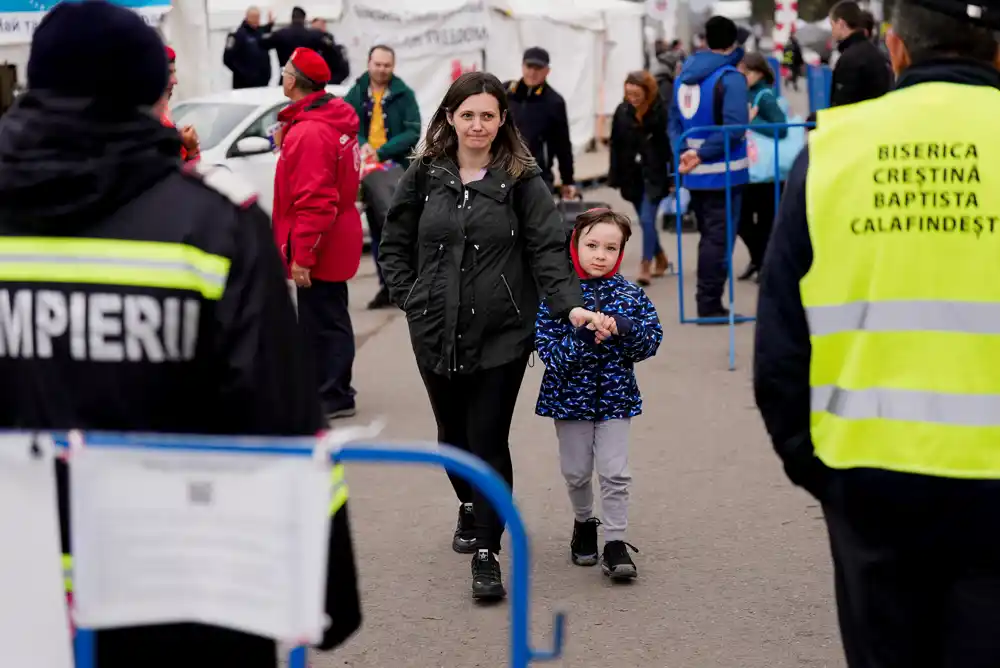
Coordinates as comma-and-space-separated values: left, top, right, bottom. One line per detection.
672, 121, 814, 369
807, 64, 833, 114
54, 432, 565, 668
765, 57, 783, 97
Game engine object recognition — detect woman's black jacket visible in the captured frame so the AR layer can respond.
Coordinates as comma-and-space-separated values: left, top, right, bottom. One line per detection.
607, 99, 672, 205
379, 156, 583, 376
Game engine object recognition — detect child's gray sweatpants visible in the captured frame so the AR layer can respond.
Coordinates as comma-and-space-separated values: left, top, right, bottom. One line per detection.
554, 419, 632, 542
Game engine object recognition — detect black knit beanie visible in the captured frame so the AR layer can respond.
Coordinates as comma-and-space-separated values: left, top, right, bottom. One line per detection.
27, 0, 168, 109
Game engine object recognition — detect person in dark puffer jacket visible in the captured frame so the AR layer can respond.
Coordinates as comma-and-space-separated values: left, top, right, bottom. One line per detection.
534, 208, 662, 582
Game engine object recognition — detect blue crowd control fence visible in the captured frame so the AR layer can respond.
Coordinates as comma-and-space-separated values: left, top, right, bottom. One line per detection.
807, 64, 833, 115
671, 121, 814, 370
47, 432, 565, 668
765, 56, 783, 96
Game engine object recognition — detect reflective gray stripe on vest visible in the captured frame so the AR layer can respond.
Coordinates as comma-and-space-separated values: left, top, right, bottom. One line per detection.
687, 138, 706, 149
812, 385, 1000, 427
690, 157, 750, 175
807, 301, 1000, 336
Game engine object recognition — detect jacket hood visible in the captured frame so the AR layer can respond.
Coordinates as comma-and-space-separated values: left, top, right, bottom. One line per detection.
0, 92, 181, 231
678, 47, 745, 84
279, 91, 360, 136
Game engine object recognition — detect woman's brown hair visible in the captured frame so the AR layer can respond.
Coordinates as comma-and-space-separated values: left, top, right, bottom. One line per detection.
573, 208, 633, 248
414, 71, 536, 179
742, 52, 776, 86
624, 70, 660, 122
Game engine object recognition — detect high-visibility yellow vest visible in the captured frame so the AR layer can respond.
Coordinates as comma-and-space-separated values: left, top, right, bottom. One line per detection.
803, 81, 1000, 479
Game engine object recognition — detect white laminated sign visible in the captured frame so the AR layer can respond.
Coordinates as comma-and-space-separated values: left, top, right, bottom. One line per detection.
70, 440, 332, 644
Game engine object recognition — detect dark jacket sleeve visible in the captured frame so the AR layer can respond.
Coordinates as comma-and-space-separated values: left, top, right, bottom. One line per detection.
212, 204, 324, 435
319, 32, 349, 85
376, 88, 422, 164
753, 147, 829, 496
550, 94, 575, 185
607, 104, 627, 189
343, 82, 367, 146
642, 103, 672, 201
223, 31, 250, 81
378, 159, 424, 306
518, 174, 582, 317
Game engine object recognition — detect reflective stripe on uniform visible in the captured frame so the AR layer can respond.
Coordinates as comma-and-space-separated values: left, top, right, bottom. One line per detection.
329, 463, 349, 515
0, 238, 231, 300
690, 157, 750, 175
63, 553, 73, 593
807, 300, 1000, 336
812, 385, 1000, 427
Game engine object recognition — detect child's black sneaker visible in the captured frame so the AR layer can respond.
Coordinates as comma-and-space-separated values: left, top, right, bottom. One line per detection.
452, 503, 476, 554
471, 549, 506, 601
570, 518, 601, 566
601, 540, 639, 581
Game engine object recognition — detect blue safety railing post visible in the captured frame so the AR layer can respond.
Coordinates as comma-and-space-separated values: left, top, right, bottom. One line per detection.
62, 434, 566, 668
672, 121, 815, 367
766, 56, 782, 97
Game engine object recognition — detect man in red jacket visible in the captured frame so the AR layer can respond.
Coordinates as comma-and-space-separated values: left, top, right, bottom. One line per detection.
274, 47, 363, 420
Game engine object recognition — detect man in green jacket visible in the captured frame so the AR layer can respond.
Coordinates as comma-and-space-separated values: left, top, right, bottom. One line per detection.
344, 44, 421, 309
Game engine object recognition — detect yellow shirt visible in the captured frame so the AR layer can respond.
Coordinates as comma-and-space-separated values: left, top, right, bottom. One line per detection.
368, 89, 387, 150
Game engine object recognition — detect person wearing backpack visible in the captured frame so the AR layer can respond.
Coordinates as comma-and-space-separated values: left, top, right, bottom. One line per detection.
736, 53, 788, 283
378, 72, 610, 601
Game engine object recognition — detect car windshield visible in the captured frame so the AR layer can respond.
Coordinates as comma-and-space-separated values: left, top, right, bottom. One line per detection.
169, 102, 257, 151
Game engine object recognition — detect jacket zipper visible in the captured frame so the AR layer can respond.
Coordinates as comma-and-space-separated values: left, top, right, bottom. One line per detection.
500, 273, 522, 320
592, 282, 605, 420
402, 279, 420, 310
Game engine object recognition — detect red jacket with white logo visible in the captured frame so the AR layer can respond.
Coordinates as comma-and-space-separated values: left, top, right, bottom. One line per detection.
273, 90, 363, 283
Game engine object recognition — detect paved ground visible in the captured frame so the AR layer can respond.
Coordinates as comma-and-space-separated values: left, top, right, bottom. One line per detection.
316, 180, 842, 667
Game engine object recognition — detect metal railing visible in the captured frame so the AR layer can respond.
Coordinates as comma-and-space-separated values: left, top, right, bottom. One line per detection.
41, 432, 566, 668
671, 121, 814, 369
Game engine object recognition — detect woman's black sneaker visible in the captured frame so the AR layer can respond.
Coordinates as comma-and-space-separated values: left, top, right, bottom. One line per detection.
452, 503, 476, 554
471, 549, 506, 600
570, 518, 601, 566
601, 541, 639, 581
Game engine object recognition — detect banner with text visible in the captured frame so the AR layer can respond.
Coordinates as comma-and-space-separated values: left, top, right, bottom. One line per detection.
342, 0, 490, 66
0, 0, 170, 45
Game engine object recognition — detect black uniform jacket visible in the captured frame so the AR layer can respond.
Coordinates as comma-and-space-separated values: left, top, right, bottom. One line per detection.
830, 31, 894, 107
0, 92, 361, 668
505, 80, 575, 187
379, 156, 583, 375
754, 60, 1000, 505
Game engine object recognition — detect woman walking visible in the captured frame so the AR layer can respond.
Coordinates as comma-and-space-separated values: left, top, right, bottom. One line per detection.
607, 70, 672, 286
379, 72, 608, 601
737, 53, 788, 282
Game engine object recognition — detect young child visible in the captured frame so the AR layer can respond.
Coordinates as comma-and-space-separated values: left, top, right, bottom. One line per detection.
535, 208, 663, 581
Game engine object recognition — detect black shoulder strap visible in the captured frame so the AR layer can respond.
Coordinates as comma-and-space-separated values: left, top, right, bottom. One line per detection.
713, 75, 726, 126
305, 92, 334, 112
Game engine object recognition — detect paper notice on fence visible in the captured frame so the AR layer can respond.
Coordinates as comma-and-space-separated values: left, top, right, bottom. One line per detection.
0, 433, 74, 668
70, 445, 332, 644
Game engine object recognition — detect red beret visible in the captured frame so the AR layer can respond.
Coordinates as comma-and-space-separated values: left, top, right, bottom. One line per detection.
165, 45, 176, 63
290, 47, 330, 85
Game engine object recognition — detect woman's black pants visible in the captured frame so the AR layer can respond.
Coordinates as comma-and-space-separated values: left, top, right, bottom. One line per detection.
737, 181, 783, 268
419, 354, 529, 553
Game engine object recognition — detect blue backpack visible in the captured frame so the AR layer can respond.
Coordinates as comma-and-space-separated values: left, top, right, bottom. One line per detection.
746, 89, 806, 183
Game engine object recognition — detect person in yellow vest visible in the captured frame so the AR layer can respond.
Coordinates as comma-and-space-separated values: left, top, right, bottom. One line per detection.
754, 0, 1000, 664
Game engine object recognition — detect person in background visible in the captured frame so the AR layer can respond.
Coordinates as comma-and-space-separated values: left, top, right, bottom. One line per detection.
783, 31, 805, 91
273, 48, 363, 421
505, 47, 577, 198
267, 7, 313, 68
344, 45, 421, 311
535, 209, 662, 582
669, 15, 749, 322
0, 3, 361, 665
736, 52, 787, 282
653, 49, 683, 112
379, 72, 608, 601
608, 71, 672, 286
157, 45, 199, 162
829, 0, 893, 106
222, 6, 274, 89
311, 17, 350, 84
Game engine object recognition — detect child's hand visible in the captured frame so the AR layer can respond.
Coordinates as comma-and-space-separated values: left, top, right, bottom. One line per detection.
607, 316, 619, 336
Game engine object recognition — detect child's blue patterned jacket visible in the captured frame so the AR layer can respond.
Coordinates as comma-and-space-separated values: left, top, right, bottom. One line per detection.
535, 273, 662, 421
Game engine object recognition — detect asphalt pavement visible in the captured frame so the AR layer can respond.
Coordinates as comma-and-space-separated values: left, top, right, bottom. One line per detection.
316, 181, 842, 667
